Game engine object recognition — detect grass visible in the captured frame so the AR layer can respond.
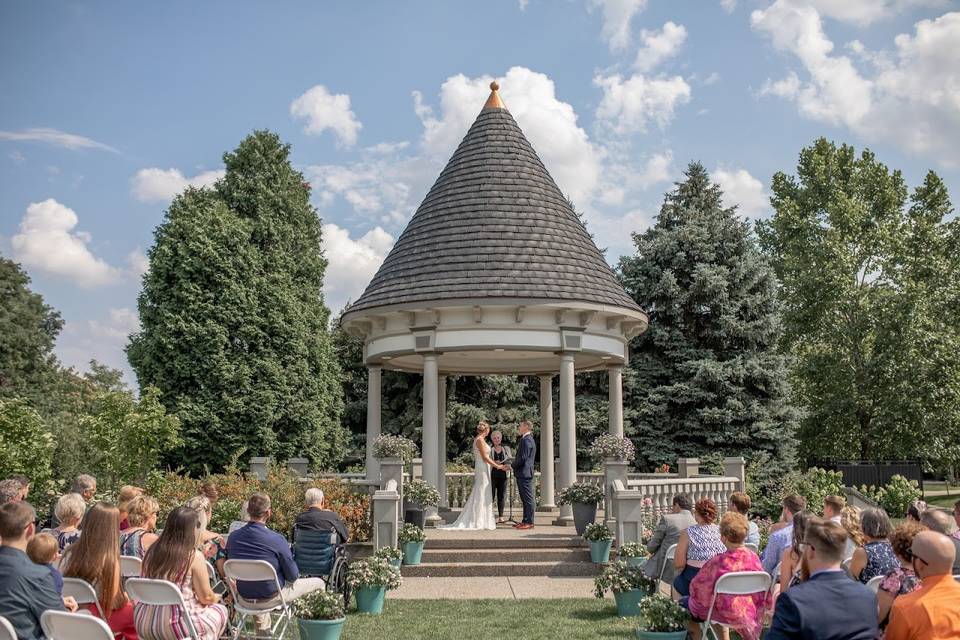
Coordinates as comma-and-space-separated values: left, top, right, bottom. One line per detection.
330, 599, 639, 640
926, 494, 958, 510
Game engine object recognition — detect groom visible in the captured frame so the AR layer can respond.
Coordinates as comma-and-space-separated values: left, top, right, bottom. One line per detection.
511, 420, 537, 529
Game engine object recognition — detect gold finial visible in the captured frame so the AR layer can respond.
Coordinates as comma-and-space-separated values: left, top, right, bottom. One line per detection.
484, 80, 506, 110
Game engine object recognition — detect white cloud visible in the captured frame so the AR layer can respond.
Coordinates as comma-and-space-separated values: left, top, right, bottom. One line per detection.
0, 128, 118, 153
721, 0, 737, 13
634, 22, 687, 72
88, 308, 140, 342
594, 73, 692, 134
518, 0, 529, 9
759, 72, 802, 99
290, 85, 363, 147
130, 167, 224, 203
804, 0, 946, 25
587, 0, 649, 52
8, 150, 25, 164
322, 223, 394, 312
363, 141, 409, 155
127, 247, 149, 279
703, 72, 722, 86
56, 309, 139, 385
713, 166, 771, 217
11, 199, 122, 288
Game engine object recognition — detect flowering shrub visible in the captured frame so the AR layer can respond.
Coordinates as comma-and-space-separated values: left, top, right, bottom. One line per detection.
795, 467, 845, 514
617, 542, 648, 559
373, 546, 403, 562
637, 595, 690, 632
593, 561, 657, 598
589, 434, 635, 462
584, 522, 614, 542
754, 517, 773, 553
290, 589, 345, 620
556, 482, 604, 506
859, 475, 920, 518
372, 435, 417, 463
398, 522, 426, 544
655, 463, 671, 474
345, 557, 402, 590
405, 480, 440, 507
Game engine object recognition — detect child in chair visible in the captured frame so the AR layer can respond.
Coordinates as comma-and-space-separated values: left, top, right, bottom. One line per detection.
27, 532, 63, 594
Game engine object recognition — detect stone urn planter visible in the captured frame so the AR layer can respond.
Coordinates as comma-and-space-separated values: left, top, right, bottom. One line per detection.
403, 479, 440, 529
573, 502, 598, 536
557, 482, 605, 536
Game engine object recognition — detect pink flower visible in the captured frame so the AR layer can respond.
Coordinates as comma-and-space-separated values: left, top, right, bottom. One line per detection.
642, 497, 653, 506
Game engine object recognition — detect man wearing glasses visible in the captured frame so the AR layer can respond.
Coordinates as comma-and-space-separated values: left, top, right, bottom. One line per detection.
886, 530, 960, 640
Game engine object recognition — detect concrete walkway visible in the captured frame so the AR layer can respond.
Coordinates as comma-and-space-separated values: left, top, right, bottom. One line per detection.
391, 576, 598, 599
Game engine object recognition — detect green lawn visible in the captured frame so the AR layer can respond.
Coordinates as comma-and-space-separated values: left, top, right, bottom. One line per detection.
334, 599, 639, 640
927, 494, 958, 510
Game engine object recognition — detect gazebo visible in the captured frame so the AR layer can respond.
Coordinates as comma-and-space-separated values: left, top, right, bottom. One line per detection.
341, 82, 648, 525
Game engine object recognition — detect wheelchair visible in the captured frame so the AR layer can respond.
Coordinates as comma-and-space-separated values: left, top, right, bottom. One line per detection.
291, 525, 350, 607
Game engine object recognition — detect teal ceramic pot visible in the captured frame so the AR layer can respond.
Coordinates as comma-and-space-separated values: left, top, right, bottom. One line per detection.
625, 556, 648, 568
402, 540, 424, 565
389, 558, 402, 568
355, 586, 387, 614
613, 589, 645, 616
297, 617, 346, 640
634, 630, 688, 640
589, 539, 613, 563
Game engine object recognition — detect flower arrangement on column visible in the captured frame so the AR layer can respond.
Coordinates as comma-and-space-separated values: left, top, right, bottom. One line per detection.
372, 434, 418, 463
589, 434, 636, 462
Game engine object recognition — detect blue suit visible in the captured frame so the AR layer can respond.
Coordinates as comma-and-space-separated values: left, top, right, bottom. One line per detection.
511, 433, 536, 524
766, 570, 878, 640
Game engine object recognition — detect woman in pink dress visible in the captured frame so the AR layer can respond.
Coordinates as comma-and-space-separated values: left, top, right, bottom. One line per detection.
683, 511, 768, 640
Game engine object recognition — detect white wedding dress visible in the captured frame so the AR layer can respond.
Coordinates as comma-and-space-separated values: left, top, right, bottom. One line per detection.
440, 441, 497, 530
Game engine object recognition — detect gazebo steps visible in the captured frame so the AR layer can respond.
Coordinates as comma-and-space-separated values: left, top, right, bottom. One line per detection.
419, 548, 592, 563
425, 535, 584, 550
401, 560, 602, 578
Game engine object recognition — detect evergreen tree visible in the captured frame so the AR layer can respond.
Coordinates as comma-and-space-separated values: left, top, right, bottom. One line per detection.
618, 163, 799, 474
128, 131, 346, 473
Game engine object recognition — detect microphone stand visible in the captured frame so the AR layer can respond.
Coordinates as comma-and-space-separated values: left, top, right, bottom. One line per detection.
504, 466, 520, 526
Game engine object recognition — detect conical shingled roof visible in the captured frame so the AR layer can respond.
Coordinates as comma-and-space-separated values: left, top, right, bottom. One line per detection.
348, 85, 642, 314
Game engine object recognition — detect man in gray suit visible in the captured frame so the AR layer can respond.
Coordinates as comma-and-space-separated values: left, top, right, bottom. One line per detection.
643, 494, 695, 584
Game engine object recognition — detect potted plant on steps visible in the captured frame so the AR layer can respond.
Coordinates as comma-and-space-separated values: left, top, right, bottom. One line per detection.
584, 522, 615, 563
594, 561, 658, 617
557, 482, 605, 535
404, 479, 440, 528
291, 589, 346, 640
373, 546, 403, 568
617, 541, 649, 568
398, 522, 426, 565
346, 557, 402, 615
635, 595, 691, 640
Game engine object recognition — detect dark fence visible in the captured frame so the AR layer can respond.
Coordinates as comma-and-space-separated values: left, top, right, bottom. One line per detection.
811, 460, 924, 492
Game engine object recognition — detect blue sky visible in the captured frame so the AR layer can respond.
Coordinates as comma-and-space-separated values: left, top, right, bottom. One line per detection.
1, 0, 958, 384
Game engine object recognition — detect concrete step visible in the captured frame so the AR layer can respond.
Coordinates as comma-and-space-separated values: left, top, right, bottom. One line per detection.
401, 560, 604, 578
425, 536, 584, 550
420, 548, 591, 563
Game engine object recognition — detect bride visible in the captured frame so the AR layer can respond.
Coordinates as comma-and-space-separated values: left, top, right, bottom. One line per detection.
440, 421, 509, 530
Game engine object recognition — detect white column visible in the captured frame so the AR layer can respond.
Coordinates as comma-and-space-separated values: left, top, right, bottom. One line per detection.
556, 353, 576, 524
539, 375, 556, 509
421, 355, 441, 524
365, 366, 382, 483
608, 365, 623, 438
437, 375, 448, 509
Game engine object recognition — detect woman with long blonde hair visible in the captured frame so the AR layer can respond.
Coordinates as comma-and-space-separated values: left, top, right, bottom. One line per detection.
440, 421, 509, 530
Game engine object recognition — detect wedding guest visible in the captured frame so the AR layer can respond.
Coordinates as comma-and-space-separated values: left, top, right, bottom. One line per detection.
728, 491, 760, 546
50, 474, 97, 528
906, 501, 927, 523
644, 494, 695, 585
119, 495, 160, 559
684, 512, 767, 640
918, 508, 960, 575
62, 503, 137, 640
673, 498, 725, 597
877, 522, 925, 633
293, 488, 349, 543
763, 495, 807, 576
840, 505, 865, 561
184, 495, 226, 567
26, 532, 63, 594
199, 481, 219, 508
117, 485, 144, 530
51, 493, 85, 553
850, 508, 898, 583
953, 500, 960, 541
885, 531, 960, 640
779, 510, 815, 594
822, 495, 844, 523
0, 480, 21, 506
10, 475, 30, 502
489, 430, 512, 523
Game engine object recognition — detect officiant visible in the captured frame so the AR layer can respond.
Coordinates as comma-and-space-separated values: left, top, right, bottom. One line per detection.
490, 430, 512, 524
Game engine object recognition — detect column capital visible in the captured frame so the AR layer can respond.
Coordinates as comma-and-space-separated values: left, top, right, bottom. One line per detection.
606, 363, 624, 371
539, 373, 556, 381
422, 353, 438, 363
560, 352, 576, 363
368, 364, 383, 371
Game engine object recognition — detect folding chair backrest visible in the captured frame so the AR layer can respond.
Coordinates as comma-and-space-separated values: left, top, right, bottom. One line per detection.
665, 543, 677, 561
61, 577, 105, 618
125, 578, 200, 639
41, 610, 113, 640
866, 575, 884, 592
120, 555, 142, 577
0, 616, 16, 640
744, 543, 759, 555
713, 571, 772, 596
293, 527, 337, 576
223, 558, 283, 585
841, 557, 853, 576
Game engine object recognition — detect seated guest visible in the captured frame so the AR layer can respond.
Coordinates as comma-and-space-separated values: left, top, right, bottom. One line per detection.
51, 493, 85, 553
135, 507, 227, 640
62, 503, 137, 640
905, 501, 926, 524
840, 505, 865, 561
51, 474, 97, 528
673, 498, 725, 597
0, 502, 77, 640
885, 531, 960, 640
10, 476, 30, 502
762, 495, 807, 576
119, 495, 160, 559
822, 495, 844, 523
200, 481, 219, 508
877, 522, 925, 633
779, 510, 815, 594
294, 488, 350, 544
766, 519, 878, 640
683, 512, 767, 640
644, 494, 695, 585
185, 495, 226, 562
26, 532, 63, 594
850, 508, 898, 583
0, 480, 22, 506
728, 491, 760, 547
227, 492, 325, 628
918, 509, 960, 575
117, 485, 144, 530
953, 500, 960, 541
228, 500, 251, 534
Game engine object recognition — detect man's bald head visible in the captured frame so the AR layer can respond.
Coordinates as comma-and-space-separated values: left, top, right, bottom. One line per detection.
920, 509, 958, 536
911, 531, 957, 578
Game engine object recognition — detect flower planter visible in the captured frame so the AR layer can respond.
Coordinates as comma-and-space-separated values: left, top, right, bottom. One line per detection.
625, 556, 648, 568
572, 502, 598, 535
634, 631, 688, 640
590, 539, 613, 563
404, 505, 426, 529
389, 558, 402, 569
355, 586, 387, 614
402, 540, 424, 565
297, 617, 346, 640
613, 589, 647, 617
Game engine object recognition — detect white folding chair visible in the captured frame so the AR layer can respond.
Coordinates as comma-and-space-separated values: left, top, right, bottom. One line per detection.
41, 610, 114, 640
222, 559, 293, 640
700, 571, 772, 640
866, 575, 884, 593
62, 577, 107, 620
841, 556, 853, 577
656, 543, 679, 597
125, 578, 200, 640
745, 543, 759, 556
0, 616, 17, 640
120, 555, 142, 578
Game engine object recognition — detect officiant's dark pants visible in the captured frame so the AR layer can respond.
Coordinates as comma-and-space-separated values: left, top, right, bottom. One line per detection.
517, 477, 535, 524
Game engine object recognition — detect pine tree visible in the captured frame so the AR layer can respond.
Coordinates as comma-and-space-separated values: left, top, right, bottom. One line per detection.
128, 131, 346, 473
618, 163, 799, 474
